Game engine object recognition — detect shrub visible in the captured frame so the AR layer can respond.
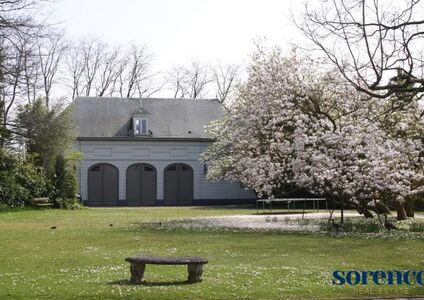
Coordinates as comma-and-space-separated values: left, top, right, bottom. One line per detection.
52, 152, 82, 209
54, 198, 83, 210
0, 149, 50, 207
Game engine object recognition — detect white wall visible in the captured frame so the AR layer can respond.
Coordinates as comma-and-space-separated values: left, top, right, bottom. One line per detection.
76, 140, 256, 202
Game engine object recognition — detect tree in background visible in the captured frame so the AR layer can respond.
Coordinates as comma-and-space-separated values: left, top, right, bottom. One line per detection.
15, 98, 75, 174
167, 61, 241, 103
65, 38, 162, 100
0, 0, 46, 147
168, 61, 213, 99
36, 31, 68, 108
212, 63, 241, 103
14, 98, 81, 207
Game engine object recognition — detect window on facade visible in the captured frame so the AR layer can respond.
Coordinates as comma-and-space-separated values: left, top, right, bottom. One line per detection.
134, 118, 148, 135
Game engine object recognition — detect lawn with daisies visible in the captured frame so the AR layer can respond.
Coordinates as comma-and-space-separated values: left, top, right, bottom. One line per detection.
1, 207, 424, 299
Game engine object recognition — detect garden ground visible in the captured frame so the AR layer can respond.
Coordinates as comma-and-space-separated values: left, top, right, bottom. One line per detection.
1, 206, 424, 299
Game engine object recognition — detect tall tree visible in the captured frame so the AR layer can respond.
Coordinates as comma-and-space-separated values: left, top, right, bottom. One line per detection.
1, 37, 28, 147
80, 38, 104, 97
95, 46, 120, 97
65, 39, 161, 99
297, 0, 424, 105
120, 44, 159, 98
65, 43, 83, 100
0, 0, 45, 147
211, 62, 240, 103
36, 31, 67, 108
202, 46, 424, 221
168, 61, 213, 99
15, 99, 75, 175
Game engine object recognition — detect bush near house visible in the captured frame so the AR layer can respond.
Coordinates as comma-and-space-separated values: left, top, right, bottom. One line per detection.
0, 149, 82, 210
0, 149, 50, 208
0, 99, 81, 210
52, 153, 83, 209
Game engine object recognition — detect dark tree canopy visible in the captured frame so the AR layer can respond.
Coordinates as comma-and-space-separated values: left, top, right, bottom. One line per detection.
16, 99, 75, 175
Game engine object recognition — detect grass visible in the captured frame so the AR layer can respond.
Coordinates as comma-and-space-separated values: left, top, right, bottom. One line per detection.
0, 207, 424, 299
319, 217, 383, 233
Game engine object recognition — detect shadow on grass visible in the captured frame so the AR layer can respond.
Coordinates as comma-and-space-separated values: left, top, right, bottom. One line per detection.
109, 279, 195, 286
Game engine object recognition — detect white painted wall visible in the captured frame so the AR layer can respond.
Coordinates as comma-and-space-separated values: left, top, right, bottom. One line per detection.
76, 140, 256, 203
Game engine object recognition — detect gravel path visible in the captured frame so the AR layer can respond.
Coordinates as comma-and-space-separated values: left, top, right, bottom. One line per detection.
180, 211, 361, 232
183, 212, 424, 232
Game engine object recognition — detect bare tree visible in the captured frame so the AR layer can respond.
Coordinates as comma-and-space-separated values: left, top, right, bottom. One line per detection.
211, 62, 240, 103
0, 0, 46, 146
95, 46, 120, 97
0, 0, 44, 39
297, 0, 424, 104
80, 38, 105, 96
168, 66, 188, 98
122, 44, 155, 98
2, 41, 26, 128
168, 61, 213, 99
65, 40, 161, 99
65, 45, 84, 100
36, 31, 67, 107
107, 56, 126, 97
186, 61, 213, 98
21, 38, 40, 104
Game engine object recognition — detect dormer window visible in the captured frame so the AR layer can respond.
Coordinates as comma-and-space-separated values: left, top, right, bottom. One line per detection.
132, 101, 151, 136
134, 117, 148, 135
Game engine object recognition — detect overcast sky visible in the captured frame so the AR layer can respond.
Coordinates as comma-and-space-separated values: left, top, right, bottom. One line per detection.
47, 0, 305, 70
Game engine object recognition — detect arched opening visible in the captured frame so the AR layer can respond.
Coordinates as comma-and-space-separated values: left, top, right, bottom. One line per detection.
164, 163, 193, 205
87, 163, 119, 206
126, 163, 157, 206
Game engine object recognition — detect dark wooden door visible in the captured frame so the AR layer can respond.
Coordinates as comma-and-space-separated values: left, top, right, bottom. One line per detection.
88, 163, 119, 206
140, 164, 156, 205
164, 163, 193, 205
88, 165, 102, 206
126, 163, 156, 206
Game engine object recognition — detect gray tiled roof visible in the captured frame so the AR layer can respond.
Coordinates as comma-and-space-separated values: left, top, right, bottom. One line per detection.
72, 97, 222, 139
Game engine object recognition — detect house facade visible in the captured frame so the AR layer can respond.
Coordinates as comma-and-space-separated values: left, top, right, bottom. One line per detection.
72, 97, 256, 206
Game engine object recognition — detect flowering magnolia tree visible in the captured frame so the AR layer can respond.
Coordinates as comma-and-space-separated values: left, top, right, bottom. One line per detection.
201, 46, 424, 222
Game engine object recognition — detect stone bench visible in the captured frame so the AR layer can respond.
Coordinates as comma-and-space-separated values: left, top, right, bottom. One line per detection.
125, 255, 208, 283
32, 197, 53, 208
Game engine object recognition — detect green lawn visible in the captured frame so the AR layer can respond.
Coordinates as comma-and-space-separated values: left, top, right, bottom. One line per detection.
0, 207, 423, 299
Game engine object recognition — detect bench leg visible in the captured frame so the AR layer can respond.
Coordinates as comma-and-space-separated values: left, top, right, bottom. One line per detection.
130, 263, 146, 284
187, 264, 204, 283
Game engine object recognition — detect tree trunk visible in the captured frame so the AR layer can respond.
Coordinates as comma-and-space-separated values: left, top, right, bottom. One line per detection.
362, 209, 374, 218
340, 200, 344, 224
394, 201, 407, 220
405, 197, 415, 218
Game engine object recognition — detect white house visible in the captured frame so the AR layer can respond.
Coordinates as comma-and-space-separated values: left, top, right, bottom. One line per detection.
72, 97, 256, 206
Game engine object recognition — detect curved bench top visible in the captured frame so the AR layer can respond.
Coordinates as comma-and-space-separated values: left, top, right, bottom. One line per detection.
125, 255, 208, 265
